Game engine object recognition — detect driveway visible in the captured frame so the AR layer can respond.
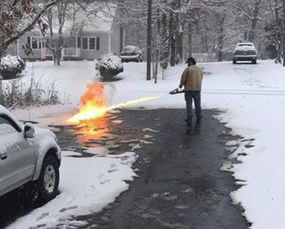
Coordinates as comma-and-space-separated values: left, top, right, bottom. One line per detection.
77, 109, 250, 229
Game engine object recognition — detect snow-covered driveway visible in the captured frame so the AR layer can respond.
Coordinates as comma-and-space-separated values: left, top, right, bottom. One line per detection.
4, 60, 285, 229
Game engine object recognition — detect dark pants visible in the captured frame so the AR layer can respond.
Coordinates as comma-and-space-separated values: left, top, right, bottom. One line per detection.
184, 91, 202, 123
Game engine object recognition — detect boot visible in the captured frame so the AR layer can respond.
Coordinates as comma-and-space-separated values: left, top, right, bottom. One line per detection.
186, 121, 192, 128
197, 116, 202, 124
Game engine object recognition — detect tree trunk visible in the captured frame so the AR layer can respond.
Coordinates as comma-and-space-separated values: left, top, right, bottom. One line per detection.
169, 11, 176, 66
283, 0, 285, 66
249, 0, 262, 42
188, 23, 193, 58
217, 16, 226, 62
176, 28, 183, 64
0, 80, 2, 103
56, 49, 61, 66
0, 51, 3, 100
120, 26, 124, 52
160, 13, 169, 69
146, 0, 152, 80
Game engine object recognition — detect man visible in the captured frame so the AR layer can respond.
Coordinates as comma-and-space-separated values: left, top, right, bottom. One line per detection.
179, 57, 203, 128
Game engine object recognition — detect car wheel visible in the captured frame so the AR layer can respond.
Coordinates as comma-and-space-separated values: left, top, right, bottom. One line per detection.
252, 59, 257, 64
233, 60, 236, 64
37, 155, 59, 202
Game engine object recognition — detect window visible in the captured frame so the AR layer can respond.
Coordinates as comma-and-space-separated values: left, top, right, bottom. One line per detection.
77, 37, 81, 48
27, 36, 42, 49
89, 38, 95, 50
32, 37, 38, 49
96, 37, 100, 50
27, 37, 31, 47
0, 114, 21, 133
81, 37, 99, 50
82, 38, 88, 50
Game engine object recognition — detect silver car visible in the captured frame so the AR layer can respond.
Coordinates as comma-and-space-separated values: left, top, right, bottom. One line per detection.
0, 105, 61, 202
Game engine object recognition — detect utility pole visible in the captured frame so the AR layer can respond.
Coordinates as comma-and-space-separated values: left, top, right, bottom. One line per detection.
283, 0, 285, 66
146, 0, 152, 80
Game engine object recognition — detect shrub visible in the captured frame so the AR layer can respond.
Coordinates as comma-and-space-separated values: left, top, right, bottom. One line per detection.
97, 54, 124, 80
0, 77, 60, 108
0, 55, 26, 80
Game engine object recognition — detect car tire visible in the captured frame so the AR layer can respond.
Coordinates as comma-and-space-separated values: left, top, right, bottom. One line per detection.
233, 60, 236, 64
252, 59, 257, 64
37, 155, 59, 203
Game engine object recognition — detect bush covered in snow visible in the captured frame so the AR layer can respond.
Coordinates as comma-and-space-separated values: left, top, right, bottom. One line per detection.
97, 54, 124, 80
0, 55, 26, 80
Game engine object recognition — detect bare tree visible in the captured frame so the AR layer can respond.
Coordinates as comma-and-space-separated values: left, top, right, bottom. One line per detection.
0, 0, 56, 98
0, 0, 56, 57
43, 0, 78, 66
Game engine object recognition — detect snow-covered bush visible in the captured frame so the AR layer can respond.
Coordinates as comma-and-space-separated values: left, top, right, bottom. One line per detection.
0, 55, 26, 80
97, 54, 124, 80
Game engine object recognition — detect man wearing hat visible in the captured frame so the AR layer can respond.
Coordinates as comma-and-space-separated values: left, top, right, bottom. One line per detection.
179, 57, 203, 128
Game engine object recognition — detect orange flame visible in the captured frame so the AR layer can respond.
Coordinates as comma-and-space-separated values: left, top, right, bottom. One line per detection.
68, 82, 160, 125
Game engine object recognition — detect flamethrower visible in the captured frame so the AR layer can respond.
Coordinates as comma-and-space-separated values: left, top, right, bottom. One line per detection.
169, 88, 185, 95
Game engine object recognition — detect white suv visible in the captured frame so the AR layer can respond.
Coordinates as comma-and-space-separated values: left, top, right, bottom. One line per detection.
0, 105, 61, 202
233, 42, 257, 64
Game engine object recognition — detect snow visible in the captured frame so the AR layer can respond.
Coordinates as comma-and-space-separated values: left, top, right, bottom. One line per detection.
0, 55, 24, 69
99, 53, 124, 72
3, 61, 96, 106
5, 60, 285, 228
0, 105, 23, 129
121, 45, 143, 54
8, 152, 137, 229
0, 55, 25, 80
234, 42, 256, 51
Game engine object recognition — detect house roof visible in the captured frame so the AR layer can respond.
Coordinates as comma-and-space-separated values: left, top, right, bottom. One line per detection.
30, 3, 117, 35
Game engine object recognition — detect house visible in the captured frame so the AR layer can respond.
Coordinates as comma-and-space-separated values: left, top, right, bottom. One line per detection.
7, 4, 124, 61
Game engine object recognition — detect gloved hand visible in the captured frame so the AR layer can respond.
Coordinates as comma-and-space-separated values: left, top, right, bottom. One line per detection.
173, 88, 180, 93
169, 88, 180, 95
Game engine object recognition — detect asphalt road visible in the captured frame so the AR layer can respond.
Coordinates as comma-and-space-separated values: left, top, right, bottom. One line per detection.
79, 109, 250, 229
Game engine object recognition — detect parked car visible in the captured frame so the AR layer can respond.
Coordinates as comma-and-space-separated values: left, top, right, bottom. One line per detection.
120, 45, 143, 63
0, 105, 61, 202
233, 42, 257, 64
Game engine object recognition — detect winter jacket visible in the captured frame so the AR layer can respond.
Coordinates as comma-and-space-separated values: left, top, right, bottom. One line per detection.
179, 65, 203, 91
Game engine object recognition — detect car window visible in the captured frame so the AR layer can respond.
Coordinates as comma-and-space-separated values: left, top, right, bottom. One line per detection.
123, 47, 132, 52
123, 46, 138, 52
238, 44, 253, 47
0, 114, 21, 135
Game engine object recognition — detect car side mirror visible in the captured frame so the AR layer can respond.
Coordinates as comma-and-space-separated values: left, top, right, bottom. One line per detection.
24, 124, 35, 138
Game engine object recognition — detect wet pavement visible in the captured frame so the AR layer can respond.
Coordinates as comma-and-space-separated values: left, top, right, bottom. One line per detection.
77, 109, 250, 229
0, 109, 250, 229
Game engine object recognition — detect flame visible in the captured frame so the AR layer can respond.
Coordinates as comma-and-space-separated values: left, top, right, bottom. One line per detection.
68, 82, 160, 125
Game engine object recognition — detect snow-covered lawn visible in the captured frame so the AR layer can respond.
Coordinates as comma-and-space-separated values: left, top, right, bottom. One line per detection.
6, 60, 285, 229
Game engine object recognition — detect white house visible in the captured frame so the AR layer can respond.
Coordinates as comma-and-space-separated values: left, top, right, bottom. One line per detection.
7, 4, 124, 61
